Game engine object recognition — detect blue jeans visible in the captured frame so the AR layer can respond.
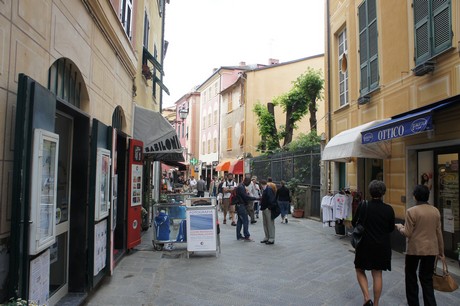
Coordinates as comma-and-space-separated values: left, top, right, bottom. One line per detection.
236, 204, 250, 239
278, 200, 290, 218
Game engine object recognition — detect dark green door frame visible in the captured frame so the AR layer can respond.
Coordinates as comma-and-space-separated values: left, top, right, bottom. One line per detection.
9, 74, 56, 299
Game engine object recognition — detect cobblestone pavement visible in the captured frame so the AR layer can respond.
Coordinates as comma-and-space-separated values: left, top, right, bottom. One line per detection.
84, 213, 460, 306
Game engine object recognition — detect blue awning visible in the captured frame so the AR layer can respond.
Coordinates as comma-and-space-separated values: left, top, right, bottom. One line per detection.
361, 102, 455, 144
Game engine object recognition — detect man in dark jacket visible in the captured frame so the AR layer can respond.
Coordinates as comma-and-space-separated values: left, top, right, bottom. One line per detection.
260, 179, 277, 244
235, 177, 257, 241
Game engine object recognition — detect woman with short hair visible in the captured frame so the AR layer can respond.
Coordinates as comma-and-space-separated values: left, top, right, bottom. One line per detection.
353, 180, 395, 306
395, 185, 444, 306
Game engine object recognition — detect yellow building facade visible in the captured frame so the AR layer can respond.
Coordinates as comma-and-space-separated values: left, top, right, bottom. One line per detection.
0, 0, 168, 304
244, 55, 326, 158
325, 0, 460, 257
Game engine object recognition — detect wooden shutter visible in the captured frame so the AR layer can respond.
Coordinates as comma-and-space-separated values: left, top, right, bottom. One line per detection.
227, 127, 232, 150
432, 0, 451, 55
368, 0, 379, 90
358, 1, 368, 94
414, 0, 431, 65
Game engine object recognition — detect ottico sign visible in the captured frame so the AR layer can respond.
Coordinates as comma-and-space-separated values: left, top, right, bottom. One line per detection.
361, 101, 455, 145
362, 115, 432, 144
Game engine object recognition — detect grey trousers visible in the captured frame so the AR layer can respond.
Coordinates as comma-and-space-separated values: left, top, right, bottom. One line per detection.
262, 209, 275, 242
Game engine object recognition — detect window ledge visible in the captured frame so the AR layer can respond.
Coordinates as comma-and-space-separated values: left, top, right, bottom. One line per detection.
334, 103, 350, 114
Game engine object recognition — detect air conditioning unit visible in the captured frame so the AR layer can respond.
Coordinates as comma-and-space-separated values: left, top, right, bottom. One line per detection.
412, 61, 435, 76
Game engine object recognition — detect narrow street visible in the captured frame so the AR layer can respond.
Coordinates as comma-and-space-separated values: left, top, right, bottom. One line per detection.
84, 214, 460, 306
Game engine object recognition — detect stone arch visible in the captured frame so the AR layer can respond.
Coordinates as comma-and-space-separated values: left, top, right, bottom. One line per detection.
112, 105, 127, 132
47, 57, 89, 110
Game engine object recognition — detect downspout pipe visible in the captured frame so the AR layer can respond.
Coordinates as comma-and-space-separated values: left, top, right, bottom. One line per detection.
325, 0, 332, 194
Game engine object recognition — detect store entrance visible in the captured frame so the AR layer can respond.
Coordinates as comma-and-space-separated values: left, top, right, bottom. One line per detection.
435, 150, 460, 259
48, 112, 72, 304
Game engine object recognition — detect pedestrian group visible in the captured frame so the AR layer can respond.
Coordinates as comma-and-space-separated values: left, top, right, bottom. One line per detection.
353, 180, 445, 306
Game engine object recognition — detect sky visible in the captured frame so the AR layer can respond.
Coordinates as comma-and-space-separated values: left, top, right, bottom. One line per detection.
162, 0, 325, 108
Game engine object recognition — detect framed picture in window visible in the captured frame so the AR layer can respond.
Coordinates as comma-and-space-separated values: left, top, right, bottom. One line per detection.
29, 129, 59, 255
95, 148, 111, 221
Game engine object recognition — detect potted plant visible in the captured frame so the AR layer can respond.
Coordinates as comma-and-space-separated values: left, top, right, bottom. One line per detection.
287, 178, 306, 218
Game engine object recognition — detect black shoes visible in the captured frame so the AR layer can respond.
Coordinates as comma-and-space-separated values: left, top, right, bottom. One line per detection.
260, 240, 268, 243
363, 300, 373, 306
265, 241, 274, 245
251, 220, 257, 224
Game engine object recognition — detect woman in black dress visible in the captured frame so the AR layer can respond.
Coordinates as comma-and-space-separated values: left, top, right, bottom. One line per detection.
353, 180, 395, 306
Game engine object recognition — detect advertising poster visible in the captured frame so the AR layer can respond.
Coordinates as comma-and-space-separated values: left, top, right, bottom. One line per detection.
417, 151, 434, 204
443, 208, 454, 233
29, 249, 50, 305
131, 165, 142, 207
186, 207, 217, 252
94, 219, 107, 276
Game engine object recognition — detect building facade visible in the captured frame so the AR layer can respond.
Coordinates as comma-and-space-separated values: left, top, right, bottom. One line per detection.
197, 67, 245, 181
324, 0, 460, 257
174, 91, 200, 178
244, 55, 326, 157
0, 0, 169, 304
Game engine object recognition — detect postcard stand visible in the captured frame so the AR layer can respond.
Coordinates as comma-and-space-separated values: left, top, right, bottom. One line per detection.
152, 202, 188, 251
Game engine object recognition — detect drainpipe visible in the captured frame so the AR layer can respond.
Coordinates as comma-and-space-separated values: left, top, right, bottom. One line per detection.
324, 0, 332, 196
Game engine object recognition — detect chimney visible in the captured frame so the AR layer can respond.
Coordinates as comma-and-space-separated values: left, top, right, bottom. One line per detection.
239, 61, 246, 66
268, 58, 279, 65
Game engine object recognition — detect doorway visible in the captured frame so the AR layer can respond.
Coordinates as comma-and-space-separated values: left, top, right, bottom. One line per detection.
435, 150, 460, 258
48, 112, 72, 304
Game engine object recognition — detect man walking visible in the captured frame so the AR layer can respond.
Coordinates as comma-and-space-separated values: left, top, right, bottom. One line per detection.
196, 175, 206, 197
235, 177, 257, 241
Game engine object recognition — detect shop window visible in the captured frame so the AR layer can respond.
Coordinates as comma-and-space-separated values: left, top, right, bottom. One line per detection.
358, 0, 379, 96
414, 0, 452, 66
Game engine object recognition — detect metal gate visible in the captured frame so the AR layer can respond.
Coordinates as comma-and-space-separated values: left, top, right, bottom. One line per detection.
249, 145, 321, 218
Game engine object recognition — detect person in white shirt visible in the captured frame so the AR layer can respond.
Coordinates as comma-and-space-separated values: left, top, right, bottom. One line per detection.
247, 176, 261, 221
189, 176, 197, 194
222, 173, 238, 225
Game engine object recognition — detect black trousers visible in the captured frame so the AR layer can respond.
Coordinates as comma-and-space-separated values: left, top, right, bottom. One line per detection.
405, 255, 437, 306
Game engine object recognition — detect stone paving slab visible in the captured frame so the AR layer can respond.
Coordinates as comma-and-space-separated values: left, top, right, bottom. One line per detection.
84, 213, 460, 306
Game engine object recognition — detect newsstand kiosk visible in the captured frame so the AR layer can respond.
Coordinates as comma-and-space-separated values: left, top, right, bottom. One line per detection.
127, 139, 143, 250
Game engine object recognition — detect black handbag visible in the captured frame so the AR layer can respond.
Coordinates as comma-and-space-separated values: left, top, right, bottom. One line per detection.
351, 201, 368, 249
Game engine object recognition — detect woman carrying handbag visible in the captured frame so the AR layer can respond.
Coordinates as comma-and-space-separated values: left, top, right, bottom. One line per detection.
353, 180, 395, 306
395, 184, 445, 306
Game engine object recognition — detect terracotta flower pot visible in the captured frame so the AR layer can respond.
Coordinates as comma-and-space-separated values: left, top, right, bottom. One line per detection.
292, 209, 304, 218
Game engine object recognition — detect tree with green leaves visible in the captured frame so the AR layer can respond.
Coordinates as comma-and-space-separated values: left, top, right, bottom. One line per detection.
253, 68, 324, 151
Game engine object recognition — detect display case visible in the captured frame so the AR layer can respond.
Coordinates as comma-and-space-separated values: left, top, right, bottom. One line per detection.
95, 148, 111, 221
29, 129, 59, 255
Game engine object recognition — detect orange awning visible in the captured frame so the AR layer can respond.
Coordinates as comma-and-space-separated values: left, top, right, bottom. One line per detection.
228, 160, 243, 175
216, 161, 231, 172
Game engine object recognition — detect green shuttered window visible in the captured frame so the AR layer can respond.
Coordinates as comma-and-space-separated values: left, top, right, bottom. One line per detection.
358, 0, 379, 96
414, 0, 452, 66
